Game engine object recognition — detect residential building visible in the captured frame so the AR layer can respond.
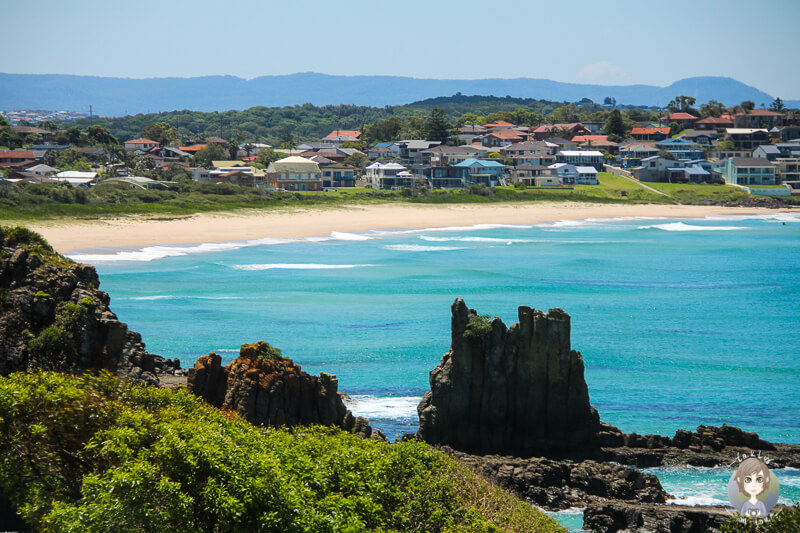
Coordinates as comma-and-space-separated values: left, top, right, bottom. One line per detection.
545, 137, 579, 152
532, 123, 589, 141
547, 163, 579, 184
0, 150, 36, 168
665, 112, 698, 130
11, 126, 55, 143
500, 141, 551, 158
319, 164, 357, 188
752, 145, 781, 161
571, 135, 618, 153
630, 127, 670, 141
575, 166, 599, 185
707, 148, 752, 161
366, 162, 415, 190
721, 157, 777, 186
618, 143, 658, 167
555, 150, 604, 170
775, 157, 800, 191
654, 138, 703, 160
54, 170, 98, 187
428, 165, 465, 189
695, 116, 733, 131
424, 145, 481, 166
26, 163, 59, 176
481, 129, 526, 147
266, 156, 323, 191
367, 145, 397, 160
482, 120, 516, 130
725, 128, 770, 149
323, 130, 362, 142
396, 140, 441, 170
453, 158, 507, 186
509, 163, 552, 185
680, 130, 716, 146
124, 138, 159, 151
733, 110, 782, 129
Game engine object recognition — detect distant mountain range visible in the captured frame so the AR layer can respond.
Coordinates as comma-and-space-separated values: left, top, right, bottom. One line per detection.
0, 72, 794, 117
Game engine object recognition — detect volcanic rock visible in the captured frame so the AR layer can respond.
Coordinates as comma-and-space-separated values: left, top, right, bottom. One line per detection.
417, 298, 602, 456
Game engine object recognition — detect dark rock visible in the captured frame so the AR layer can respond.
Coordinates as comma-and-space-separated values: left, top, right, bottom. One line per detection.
188, 341, 384, 440
0, 232, 170, 383
584, 502, 732, 533
417, 298, 605, 456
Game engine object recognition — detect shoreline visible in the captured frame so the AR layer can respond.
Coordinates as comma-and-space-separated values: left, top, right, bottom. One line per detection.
10, 202, 793, 255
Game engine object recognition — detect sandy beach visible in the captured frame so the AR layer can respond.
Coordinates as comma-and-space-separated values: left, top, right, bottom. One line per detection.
14, 202, 789, 254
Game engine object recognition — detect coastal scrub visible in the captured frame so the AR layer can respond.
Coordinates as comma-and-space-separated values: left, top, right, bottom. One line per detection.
0, 372, 563, 532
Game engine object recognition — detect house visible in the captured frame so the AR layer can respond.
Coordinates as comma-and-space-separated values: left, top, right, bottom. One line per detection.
424, 145, 481, 166
481, 129, 526, 147
367, 145, 397, 160
733, 110, 783, 129
124, 138, 159, 151
665, 112, 698, 130
630, 127, 671, 141
545, 137, 578, 152
396, 140, 441, 169
618, 143, 659, 167
428, 165, 466, 189
510, 163, 560, 187
104, 176, 177, 190
501, 141, 550, 157
653, 138, 703, 160
11, 126, 55, 143
752, 145, 781, 161
210, 170, 267, 188
366, 162, 415, 190
323, 130, 362, 143
319, 163, 358, 188
695, 116, 733, 131
179, 144, 207, 155
774, 157, 800, 192
547, 163, 579, 184
555, 150, 604, 170
707, 148, 752, 161
721, 157, 777, 186
266, 156, 323, 191
482, 120, 516, 130
725, 128, 770, 149
680, 130, 716, 146
453, 158, 507, 186
54, 170, 98, 187
575, 166, 599, 185
532, 123, 590, 141
26, 163, 59, 176
571, 135, 618, 153
0, 150, 36, 168
773, 125, 800, 141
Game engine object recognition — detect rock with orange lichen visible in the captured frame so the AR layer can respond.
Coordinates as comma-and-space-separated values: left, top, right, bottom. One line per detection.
188, 341, 384, 440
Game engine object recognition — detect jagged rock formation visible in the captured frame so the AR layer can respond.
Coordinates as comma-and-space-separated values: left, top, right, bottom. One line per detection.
583, 502, 733, 533
446, 447, 667, 511
417, 298, 601, 456
0, 226, 180, 383
189, 341, 384, 440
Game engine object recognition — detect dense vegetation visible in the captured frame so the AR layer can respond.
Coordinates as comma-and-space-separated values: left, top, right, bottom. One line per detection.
720, 503, 800, 532
0, 371, 562, 532
0, 173, 684, 221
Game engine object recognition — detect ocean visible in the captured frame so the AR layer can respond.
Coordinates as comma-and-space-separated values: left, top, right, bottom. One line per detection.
71, 212, 800, 531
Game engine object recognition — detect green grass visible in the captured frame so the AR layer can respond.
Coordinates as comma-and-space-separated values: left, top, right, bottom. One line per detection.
646, 182, 752, 203
0, 371, 563, 532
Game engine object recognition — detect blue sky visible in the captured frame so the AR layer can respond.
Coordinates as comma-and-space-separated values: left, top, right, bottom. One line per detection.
3, 0, 798, 98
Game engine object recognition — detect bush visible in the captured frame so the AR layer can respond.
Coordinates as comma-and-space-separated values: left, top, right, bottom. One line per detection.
239, 340, 283, 361
464, 313, 494, 340
0, 372, 561, 532
720, 502, 800, 532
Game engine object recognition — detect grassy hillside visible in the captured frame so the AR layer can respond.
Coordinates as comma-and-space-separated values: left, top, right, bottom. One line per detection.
0, 371, 563, 532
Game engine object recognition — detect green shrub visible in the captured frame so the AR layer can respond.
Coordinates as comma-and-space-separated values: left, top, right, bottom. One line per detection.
720, 502, 800, 532
0, 372, 562, 533
35, 290, 50, 298
27, 325, 67, 364
0, 225, 53, 250
464, 313, 494, 340
80, 296, 96, 308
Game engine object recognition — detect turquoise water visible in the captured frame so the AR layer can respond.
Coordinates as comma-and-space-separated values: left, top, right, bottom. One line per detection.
71, 213, 800, 529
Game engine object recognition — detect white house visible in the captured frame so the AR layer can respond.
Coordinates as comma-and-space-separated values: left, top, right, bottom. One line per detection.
366, 162, 414, 190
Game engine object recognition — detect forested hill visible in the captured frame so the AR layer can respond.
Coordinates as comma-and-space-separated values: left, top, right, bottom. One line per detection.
65, 95, 590, 145
0, 72, 780, 116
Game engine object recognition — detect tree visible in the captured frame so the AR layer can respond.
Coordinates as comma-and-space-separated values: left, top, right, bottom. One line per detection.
85, 125, 118, 146
420, 107, 452, 143
699, 100, 726, 118
657, 150, 676, 161
344, 152, 369, 170
278, 127, 296, 149
364, 117, 404, 143
604, 109, 626, 137
142, 122, 179, 146
192, 143, 227, 168
769, 98, 785, 112
456, 113, 483, 127
717, 139, 735, 151
603, 96, 617, 107
255, 148, 281, 168
667, 96, 697, 114
53, 148, 92, 171
740, 101, 755, 114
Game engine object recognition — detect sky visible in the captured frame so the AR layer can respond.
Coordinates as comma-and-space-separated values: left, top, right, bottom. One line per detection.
2, 0, 799, 98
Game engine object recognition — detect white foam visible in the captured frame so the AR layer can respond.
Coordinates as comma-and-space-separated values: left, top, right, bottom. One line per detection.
705, 213, 800, 223
367, 223, 533, 236
344, 395, 422, 420
232, 263, 374, 271
129, 295, 173, 301
666, 496, 728, 506
638, 222, 747, 232
420, 235, 536, 243
329, 231, 371, 241
383, 245, 466, 252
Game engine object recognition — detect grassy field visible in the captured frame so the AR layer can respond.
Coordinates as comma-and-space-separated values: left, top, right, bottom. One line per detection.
646, 182, 752, 203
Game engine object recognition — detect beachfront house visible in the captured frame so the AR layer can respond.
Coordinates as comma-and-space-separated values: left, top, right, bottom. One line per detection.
653, 138, 703, 161
721, 157, 777, 186
266, 156, 323, 191
555, 150, 604, 171
453, 158, 507, 186
366, 162, 415, 190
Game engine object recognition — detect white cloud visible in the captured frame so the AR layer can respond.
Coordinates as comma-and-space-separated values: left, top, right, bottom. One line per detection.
576, 61, 632, 84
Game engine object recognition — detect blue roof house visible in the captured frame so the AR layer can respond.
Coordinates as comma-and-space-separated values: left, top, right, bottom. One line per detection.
454, 158, 507, 186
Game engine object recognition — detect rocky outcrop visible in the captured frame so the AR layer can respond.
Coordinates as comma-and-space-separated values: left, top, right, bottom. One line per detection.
417, 298, 602, 456
189, 341, 384, 440
446, 448, 667, 511
583, 502, 733, 533
0, 226, 181, 383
